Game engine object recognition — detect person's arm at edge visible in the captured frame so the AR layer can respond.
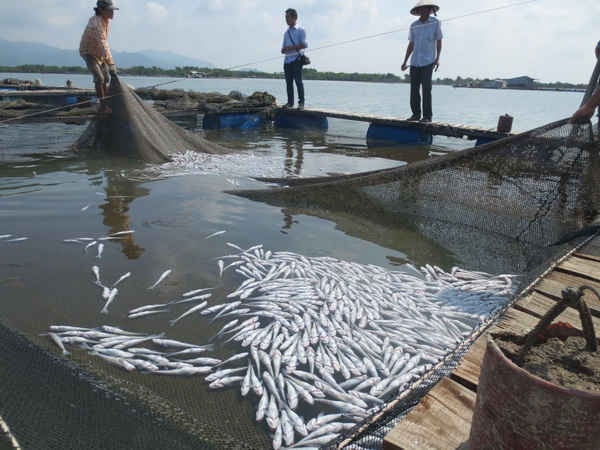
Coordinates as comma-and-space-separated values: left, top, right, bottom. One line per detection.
596, 43, 600, 60
571, 88, 600, 123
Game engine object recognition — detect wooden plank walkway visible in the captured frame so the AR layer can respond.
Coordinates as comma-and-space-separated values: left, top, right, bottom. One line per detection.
383, 235, 600, 450
276, 107, 509, 141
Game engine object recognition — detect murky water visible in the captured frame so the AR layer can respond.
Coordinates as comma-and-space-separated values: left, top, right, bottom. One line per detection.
0, 77, 584, 447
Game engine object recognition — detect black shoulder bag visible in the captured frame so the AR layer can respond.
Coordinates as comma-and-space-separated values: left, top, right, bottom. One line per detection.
287, 30, 310, 66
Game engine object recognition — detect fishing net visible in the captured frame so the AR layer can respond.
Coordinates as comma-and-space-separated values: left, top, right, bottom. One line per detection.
0, 117, 598, 450
73, 75, 232, 163
229, 118, 600, 448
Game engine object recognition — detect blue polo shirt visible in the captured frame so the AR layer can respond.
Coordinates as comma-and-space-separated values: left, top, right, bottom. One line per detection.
409, 17, 443, 67
282, 26, 307, 64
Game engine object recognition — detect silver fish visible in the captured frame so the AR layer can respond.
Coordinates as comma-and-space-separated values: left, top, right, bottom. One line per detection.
100, 288, 118, 314
148, 269, 172, 290
128, 309, 169, 319
182, 287, 213, 297
110, 230, 135, 237
92, 266, 101, 284
168, 301, 208, 327
113, 272, 131, 287
96, 243, 104, 259
84, 241, 98, 252
48, 332, 70, 355
205, 230, 226, 239
208, 376, 244, 389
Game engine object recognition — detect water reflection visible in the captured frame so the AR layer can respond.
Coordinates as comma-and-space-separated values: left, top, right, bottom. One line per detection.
283, 137, 305, 177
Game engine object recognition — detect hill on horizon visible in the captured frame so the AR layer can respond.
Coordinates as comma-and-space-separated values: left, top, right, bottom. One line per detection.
0, 39, 213, 69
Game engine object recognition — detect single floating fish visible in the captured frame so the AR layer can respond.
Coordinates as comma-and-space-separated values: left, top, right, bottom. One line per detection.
205, 230, 227, 240
113, 272, 131, 287
84, 241, 98, 252
6, 237, 28, 243
92, 266, 101, 284
110, 230, 135, 237
96, 243, 104, 259
148, 269, 172, 290
100, 288, 119, 314
0, 235, 12, 240
81, 204, 91, 212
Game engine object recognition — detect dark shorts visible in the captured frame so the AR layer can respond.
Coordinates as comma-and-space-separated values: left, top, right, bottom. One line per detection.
82, 55, 109, 85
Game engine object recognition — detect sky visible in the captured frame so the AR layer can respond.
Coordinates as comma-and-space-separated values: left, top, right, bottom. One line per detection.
0, 0, 598, 83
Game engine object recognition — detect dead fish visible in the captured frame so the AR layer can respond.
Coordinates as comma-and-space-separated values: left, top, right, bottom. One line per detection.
100, 288, 119, 314
81, 204, 91, 212
84, 241, 98, 252
48, 332, 70, 355
110, 230, 135, 237
6, 237, 28, 243
128, 309, 169, 319
96, 243, 104, 259
113, 272, 131, 287
168, 301, 208, 327
182, 287, 213, 297
148, 269, 172, 290
92, 266, 101, 284
0, 235, 12, 239
205, 230, 227, 239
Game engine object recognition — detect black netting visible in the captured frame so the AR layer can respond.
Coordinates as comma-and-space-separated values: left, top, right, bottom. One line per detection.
0, 117, 598, 450
73, 76, 233, 162
230, 118, 599, 448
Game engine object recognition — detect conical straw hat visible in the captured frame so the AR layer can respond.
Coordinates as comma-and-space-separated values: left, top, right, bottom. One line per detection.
410, 0, 440, 15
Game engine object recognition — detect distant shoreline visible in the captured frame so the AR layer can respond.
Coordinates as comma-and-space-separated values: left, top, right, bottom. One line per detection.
0, 65, 587, 91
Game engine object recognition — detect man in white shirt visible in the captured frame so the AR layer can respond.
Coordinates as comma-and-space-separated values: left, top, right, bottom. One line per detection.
401, 1, 443, 122
281, 8, 308, 109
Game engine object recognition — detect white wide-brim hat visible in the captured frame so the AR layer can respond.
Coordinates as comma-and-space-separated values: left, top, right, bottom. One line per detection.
411, 0, 439, 15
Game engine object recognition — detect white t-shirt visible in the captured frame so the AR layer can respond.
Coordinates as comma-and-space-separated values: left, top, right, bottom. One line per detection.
282, 26, 308, 64
409, 17, 443, 67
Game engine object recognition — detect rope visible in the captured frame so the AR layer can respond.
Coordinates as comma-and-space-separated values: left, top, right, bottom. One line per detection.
0, 0, 540, 125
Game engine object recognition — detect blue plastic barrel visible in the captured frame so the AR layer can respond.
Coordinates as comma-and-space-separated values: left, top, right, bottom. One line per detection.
367, 124, 433, 146
274, 112, 328, 130
65, 96, 78, 106
203, 113, 263, 130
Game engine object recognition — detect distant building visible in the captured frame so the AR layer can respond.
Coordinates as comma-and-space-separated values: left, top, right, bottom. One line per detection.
187, 71, 206, 79
479, 79, 506, 89
503, 76, 536, 89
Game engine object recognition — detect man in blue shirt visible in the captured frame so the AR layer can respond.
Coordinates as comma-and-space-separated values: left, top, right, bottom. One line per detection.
281, 8, 308, 109
401, 1, 443, 122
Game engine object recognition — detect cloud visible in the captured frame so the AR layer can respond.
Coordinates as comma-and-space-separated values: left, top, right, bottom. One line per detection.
145, 2, 168, 24
0, 0, 598, 82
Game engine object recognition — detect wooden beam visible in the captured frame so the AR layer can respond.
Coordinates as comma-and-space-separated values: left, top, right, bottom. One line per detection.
383, 377, 475, 450
558, 256, 600, 282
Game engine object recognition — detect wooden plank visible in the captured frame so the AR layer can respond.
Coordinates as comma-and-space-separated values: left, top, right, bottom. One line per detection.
451, 337, 486, 389
515, 291, 600, 330
558, 256, 600, 282
383, 377, 475, 450
534, 272, 600, 315
276, 107, 508, 140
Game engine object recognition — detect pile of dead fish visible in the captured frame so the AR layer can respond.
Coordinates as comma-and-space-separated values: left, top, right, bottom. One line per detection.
48, 243, 515, 449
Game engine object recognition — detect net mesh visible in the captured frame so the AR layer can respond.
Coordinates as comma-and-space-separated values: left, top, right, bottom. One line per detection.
72, 76, 232, 163
0, 118, 598, 450
231, 119, 600, 448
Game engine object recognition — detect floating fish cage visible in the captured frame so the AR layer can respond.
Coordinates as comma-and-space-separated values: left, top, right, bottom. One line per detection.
0, 116, 598, 450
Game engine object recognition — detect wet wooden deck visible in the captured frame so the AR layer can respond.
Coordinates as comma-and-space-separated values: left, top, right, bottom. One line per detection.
383, 235, 600, 450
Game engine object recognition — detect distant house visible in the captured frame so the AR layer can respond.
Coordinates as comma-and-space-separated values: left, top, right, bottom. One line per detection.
479, 79, 506, 89
503, 76, 536, 89
187, 71, 206, 79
